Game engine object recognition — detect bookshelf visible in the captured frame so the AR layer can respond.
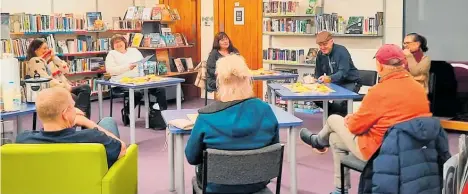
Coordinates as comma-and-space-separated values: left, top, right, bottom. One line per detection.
1, 4, 193, 100
262, 0, 386, 113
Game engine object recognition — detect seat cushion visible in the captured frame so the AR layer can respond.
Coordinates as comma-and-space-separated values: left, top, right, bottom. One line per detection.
341, 154, 366, 172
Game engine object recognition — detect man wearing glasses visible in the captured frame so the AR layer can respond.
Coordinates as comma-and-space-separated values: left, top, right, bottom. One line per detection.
313, 31, 361, 116
16, 87, 126, 168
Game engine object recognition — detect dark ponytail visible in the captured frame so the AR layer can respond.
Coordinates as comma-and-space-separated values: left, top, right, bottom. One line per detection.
407, 33, 429, 52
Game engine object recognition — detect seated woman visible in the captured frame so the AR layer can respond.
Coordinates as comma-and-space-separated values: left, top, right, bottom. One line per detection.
26, 39, 92, 117
300, 44, 432, 194
403, 33, 431, 93
185, 54, 279, 194
206, 32, 239, 92
105, 35, 167, 127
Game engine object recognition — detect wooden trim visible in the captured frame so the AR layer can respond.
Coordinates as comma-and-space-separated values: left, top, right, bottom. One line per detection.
256, 0, 263, 98
214, 0, 219, 33
441, 120, 468, 132
196, 0, 202, 64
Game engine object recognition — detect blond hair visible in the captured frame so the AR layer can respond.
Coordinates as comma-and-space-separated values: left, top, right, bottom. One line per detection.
35, 87, 73, 122
215, 54, 254, 101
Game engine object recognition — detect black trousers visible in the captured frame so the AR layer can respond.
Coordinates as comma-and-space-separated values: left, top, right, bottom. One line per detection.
316, 82, 361, 117
124, 88, 168, 112
71, 84, 92, 118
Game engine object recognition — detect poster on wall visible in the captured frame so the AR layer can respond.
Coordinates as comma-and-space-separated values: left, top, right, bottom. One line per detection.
234, 7, 245, 25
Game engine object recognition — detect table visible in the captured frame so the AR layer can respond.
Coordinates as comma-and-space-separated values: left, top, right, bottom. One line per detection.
161, 104, 303, 194
96, 78, 185, 144
272, 83, 360, 194
252, 73, 299, 104
0, 103, 37, 141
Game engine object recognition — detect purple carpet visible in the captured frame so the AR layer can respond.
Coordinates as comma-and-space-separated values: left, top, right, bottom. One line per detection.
17, 98, 461, 194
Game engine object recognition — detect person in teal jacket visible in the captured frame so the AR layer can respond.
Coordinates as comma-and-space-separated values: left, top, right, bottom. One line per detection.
185, 54, 280, 194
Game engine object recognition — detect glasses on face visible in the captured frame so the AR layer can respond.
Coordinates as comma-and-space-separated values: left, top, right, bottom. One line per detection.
403, 41, 415, 46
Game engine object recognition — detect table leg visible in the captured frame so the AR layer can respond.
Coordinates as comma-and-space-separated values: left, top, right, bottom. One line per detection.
176, 83, 182, 110
129, 89, 136, 144
32, 112, 37, 131
168, 133, 175, 192
16, 116, 23, 134
270, 89, 276, 105
322, 100, 328, 126
98, 84, 103, 120
144, 89, 149, 129
347, 99, 353, 114
287, 101, 297, 194
176, 134, 185, 194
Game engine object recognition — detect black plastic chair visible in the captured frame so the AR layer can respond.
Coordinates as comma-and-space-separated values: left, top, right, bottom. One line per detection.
356, 70, 378, 101
109, 87, 144, 118
340, 155, 366, 194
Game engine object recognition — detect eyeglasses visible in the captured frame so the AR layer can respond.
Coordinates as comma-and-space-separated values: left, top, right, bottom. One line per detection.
403, 41, 415, 45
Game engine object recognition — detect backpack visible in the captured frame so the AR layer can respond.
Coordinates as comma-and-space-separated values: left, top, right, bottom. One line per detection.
194, 61, 207, 89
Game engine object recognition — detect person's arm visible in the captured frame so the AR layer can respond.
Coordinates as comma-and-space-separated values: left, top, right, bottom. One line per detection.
406, 55, 431, 79
314, 55, 323, 79
330, 49, 352, 82
75, 116, 127, 158
184, 117, 206, 165
51, 56, 70, 74
346, 88, 383, 135
206, 50, 218, 90
27, 58, 68, 89
105, 52, 134, 76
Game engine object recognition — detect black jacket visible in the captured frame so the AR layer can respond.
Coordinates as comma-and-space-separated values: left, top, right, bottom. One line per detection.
358, 117, 451, 194
315, 44, 360, 85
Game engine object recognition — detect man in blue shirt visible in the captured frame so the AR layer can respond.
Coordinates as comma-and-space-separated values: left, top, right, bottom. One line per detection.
314, 31, 361, 116
16, 87, 126, 168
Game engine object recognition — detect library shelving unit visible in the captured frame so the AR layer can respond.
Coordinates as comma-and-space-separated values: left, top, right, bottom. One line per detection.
262, 0, 386, 112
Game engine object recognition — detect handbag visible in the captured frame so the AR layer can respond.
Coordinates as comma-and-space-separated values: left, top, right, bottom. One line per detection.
149, 109, 167, 130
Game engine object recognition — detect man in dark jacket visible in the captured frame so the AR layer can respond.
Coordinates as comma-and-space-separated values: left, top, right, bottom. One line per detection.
358, 117, 451, 194
314, 31, 361, 116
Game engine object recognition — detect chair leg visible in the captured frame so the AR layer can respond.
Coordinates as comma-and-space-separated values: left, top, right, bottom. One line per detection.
341, 163, 345, 194
138, 103, 141, 118
109, 89, 113, 117
204, 89, 208, 106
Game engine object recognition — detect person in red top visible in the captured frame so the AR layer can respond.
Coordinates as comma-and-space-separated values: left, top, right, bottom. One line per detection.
300, 44, 432, 194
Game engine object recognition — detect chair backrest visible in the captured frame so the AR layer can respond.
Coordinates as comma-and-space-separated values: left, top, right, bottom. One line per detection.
1, 144, 108, 194
358, 70, 378, 87
203, 143, 284, 187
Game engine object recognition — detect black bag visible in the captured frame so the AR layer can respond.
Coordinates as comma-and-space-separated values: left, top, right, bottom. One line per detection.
121, 108, 130, 126
149, 109, 167, 130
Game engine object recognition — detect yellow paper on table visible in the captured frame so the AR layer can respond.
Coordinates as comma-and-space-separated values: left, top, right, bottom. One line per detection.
284, 83, 334, 93
119, 75, 165, 84
249, 68, 277, 76
187, 114, 198, 123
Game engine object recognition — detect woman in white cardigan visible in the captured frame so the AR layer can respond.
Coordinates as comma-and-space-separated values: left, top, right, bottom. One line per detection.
105, 35, 167, 127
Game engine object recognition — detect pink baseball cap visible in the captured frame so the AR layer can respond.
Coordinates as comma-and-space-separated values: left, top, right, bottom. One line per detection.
374, 44, 406, 66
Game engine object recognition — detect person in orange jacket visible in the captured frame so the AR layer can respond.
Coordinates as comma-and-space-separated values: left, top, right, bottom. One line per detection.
300, 44, 432, 194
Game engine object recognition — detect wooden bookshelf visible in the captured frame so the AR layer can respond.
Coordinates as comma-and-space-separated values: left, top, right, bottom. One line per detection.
263, 14, 316, 18
15, 51, 108, 60
263, 60, 315, 67
440, 119, 468, 132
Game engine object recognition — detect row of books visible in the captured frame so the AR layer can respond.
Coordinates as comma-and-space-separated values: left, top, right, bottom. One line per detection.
67, 57, 104, 74
3, 12, 104, 33
262, 48, 318, 64
1, 35, 110, 58
123, 5, 180, 21
263, 12, 384, 35
125, 30, 188, 48
263, 0, 321, 15
57, 36, 110, 54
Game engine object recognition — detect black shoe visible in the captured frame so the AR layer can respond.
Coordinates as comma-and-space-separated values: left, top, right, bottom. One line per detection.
121, 108, 130, 126
300, 128, 329, 154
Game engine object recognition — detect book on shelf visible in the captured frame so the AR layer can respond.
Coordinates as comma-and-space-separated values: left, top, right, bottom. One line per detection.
7, 13, 86, 33
67, 57, 104, 74
86, 12, 102, 31
125, 30, 187, 48
263, 0, 300, 15
123, 5, 180, 21
263, 47, 317, 65
263, 11, 384, 35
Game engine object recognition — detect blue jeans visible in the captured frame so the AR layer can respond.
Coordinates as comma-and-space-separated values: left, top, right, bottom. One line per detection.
97, 117, 120, 138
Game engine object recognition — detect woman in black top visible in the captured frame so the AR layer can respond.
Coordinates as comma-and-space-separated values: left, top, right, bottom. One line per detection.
206, 32, 239, 92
